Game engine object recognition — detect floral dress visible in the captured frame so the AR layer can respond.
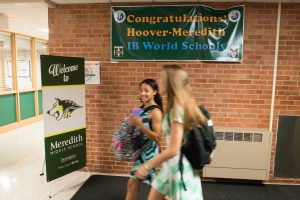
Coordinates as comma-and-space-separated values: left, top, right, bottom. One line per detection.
130, 107, 160, 185
151, 108, 203, 200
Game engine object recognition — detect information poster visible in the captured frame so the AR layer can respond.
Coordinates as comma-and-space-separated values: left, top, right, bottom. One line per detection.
85, 61, 100, 84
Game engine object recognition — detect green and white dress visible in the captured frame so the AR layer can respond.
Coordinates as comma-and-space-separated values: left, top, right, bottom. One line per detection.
130, 107, 160, 185
152, 108, 203, 200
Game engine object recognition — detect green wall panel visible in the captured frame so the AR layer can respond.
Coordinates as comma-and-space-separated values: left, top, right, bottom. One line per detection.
0, 94, 17, 126
20, 92, 35, 120
38, 90, 43, 115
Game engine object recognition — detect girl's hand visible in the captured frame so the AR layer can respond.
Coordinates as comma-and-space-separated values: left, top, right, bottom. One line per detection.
135, 165, 149, 181
129, 114, 143, 128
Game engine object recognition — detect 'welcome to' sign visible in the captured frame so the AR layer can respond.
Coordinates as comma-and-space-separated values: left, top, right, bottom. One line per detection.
41, 55, 86, 182
111, 5, 244, 62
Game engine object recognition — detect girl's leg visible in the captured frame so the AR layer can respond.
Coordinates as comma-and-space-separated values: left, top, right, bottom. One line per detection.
125, 178, 139, 200
147, 187, 165, 200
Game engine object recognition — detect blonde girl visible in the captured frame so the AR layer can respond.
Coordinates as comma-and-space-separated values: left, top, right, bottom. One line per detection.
136, 65, 205, 200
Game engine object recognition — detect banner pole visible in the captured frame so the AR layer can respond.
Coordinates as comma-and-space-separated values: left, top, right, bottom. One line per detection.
39, 157, 52, 198
47, 180, 52, 199
40, 159, 46, 176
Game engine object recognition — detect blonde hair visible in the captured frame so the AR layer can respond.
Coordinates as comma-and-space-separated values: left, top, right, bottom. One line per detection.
163, 64, 206, 130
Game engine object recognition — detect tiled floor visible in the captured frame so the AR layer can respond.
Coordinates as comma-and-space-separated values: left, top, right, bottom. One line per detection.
0, 121, 90, 200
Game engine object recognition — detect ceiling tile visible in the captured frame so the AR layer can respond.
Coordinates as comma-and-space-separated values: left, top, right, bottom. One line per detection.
0, 3, 48, 39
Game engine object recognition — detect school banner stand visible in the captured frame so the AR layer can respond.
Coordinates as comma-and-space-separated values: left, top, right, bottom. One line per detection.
40, 55, 89, 197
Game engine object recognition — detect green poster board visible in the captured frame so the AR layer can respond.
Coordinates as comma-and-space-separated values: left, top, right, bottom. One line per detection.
20, 92, 35, 120
0, 94, 17, 126
38, 90, 43, 115
111, 5, 244, 61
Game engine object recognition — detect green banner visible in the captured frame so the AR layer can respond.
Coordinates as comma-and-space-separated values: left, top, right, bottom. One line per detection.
41, 55, 86, 182
111, 5, 244, 61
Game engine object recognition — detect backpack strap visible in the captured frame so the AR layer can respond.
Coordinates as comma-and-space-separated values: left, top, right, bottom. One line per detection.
199, 104, 211, 119
179, 152, 187, 191
167, 113, 187, 191
140, 105, 162, 150
141, 104, 161, 116
141, 105, 161, 126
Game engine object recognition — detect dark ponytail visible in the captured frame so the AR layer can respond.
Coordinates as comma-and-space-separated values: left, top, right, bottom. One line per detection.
140, 79, 163, 112
154, 93, 163, 112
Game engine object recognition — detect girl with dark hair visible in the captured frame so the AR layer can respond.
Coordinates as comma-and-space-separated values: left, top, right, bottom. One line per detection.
139, 79, 163, 112
125, 79, 163, 200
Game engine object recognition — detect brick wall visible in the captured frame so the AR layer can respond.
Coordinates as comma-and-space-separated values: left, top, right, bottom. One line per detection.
269, 4, 300, 184
48, 3, 300, 183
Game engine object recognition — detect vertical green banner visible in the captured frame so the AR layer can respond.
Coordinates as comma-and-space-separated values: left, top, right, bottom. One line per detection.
111, 5, 244, 61
41, 55, 86, 182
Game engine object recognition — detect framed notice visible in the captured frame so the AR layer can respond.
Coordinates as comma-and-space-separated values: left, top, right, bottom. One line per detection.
7, 60, 31, 77
85, 61, 100, 84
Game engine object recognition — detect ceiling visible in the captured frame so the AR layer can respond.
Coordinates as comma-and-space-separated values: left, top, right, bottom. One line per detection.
0, 0, 300, 40
0, 1, 48, 39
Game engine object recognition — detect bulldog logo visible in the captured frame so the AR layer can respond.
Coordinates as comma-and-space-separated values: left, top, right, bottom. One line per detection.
47, 98, 82, 121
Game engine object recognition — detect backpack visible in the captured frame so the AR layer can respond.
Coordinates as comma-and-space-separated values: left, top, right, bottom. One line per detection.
168, 104, 216, 190
112, 105, 159, 161
181, 105, 216, 170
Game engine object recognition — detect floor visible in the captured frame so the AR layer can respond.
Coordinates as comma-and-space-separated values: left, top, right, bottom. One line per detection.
0, 121, 90, 200
71, 175, 300, 200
